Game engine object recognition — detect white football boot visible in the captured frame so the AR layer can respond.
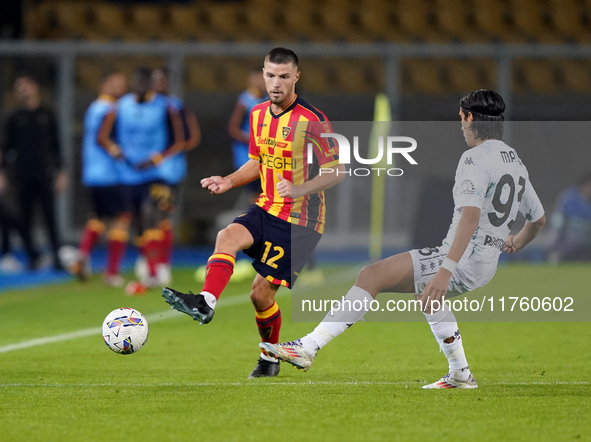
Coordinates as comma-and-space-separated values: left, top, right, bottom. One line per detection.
259, 340, 315, 371
422, 372, 478, 389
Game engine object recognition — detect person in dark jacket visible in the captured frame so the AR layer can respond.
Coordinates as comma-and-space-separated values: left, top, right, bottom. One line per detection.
1, 75, 68, 270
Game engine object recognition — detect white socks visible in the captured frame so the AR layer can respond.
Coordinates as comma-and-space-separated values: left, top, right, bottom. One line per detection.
201, 291, 217, 310
297, 285, 471, 381
301, 286, 373, 356
424, 305, 470, 380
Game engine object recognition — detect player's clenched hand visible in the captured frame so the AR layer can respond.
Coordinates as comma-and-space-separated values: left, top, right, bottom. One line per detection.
419, 269, 451, 313
276, 173, 299, 198
201, 176, 231, 195
503, 234, 520, 254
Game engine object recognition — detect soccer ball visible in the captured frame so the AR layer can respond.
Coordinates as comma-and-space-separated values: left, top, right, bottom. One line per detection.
102, 308, 149, 355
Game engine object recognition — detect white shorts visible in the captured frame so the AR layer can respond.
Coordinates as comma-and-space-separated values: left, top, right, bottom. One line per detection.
409, 246, 498, 298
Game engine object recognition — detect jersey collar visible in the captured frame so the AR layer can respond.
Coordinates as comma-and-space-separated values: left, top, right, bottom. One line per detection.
134, 91, 156, 103
98, 94, 117, 102
269, 95, 298, 119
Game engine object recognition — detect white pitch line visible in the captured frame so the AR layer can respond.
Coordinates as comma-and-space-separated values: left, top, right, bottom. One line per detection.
0, 266, 361, 355
0, 381, 588, 388
0, 291, 264, 354
0, 290, 290, 355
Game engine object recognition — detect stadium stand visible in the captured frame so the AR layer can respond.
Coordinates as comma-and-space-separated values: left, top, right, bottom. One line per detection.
559, 59, 591, 92
17, 0, 591, 96
23, 0, 591, 45
513, 58, 558, 94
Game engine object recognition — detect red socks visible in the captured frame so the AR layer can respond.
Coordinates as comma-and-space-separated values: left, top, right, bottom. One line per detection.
79, 219, 105, 258
202, 253, 235, 299
142, 229, 165, 277
160, 220, 174, 266
106, 228, 128, 276
255, 301, 282, 343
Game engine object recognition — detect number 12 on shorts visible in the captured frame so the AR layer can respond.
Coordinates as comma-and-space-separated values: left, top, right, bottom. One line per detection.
261, 241, 284, 269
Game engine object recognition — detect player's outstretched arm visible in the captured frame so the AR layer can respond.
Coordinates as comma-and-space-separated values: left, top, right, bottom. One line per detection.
276, 164, 346, 199
503, 215, 546, 254
201, 158, 259, 195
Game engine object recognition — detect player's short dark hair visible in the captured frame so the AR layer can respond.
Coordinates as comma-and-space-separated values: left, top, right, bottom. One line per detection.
460, 89, 505, 141
14, 73, 38, 85
265, 48, 299, 69
133, 66, 153, 81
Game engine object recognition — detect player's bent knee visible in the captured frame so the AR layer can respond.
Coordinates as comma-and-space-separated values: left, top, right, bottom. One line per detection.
215, 227, 240, 250
355, 264, 381, 293
215, 224, 252, 252
249, 276, 277, 309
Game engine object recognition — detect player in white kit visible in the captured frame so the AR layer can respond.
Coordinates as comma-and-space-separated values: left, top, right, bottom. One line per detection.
260, 89, 546, 389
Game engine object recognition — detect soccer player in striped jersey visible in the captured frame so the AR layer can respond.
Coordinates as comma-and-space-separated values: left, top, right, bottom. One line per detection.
163, 48, 345, 378
261, 90, 546, 389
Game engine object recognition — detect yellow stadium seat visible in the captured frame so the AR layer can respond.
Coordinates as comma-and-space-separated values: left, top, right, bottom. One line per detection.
320, 5, 350, 40
125, 5, 177, 41
168, 5, 202, 40
23, 2, 48, 39
559, 60, 591, 93
333, 60, 372, 94
319, 4, 369, 42
401, 59, 445, 94
243, 3, 291, 42
53, 2, 90, 39
434, 0, 470, 40
510, 0, 563, 42
185, 59, 221, 92
168, 4, 218, 41
281, 3, 327, 42
397, 0, 441, 42
472, 0, 525, 42
513, 59, 558, 94
548, 0, 591, 43
205, 3, 242, 40
86, 3, 128, 40
297, 64, 332, 94
358, 2, 406, 42
446, 59, 496, 93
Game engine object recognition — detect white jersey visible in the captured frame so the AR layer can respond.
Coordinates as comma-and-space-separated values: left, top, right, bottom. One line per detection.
443, 139, 544, 267
410, 139, 545, 294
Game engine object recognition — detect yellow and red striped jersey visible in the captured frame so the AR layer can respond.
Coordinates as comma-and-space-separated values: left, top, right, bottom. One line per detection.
248, 95, 340, 234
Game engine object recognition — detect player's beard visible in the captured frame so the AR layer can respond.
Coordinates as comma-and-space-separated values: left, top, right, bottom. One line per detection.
269, 93, 284, 105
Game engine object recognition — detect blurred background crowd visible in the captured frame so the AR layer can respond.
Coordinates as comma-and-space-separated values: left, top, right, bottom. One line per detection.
1, 0, 591, 278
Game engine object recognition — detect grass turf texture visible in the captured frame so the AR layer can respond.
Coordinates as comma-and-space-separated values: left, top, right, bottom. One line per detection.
0, 264, 589, 441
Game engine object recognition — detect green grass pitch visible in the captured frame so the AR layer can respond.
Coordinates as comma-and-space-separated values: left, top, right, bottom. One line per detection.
0, 263, 589, 441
